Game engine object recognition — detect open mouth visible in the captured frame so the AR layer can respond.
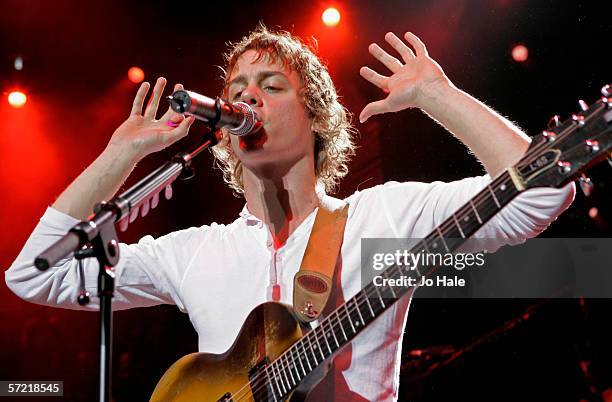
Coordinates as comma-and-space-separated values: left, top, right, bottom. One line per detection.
250, 120, 264, 134
239, 125, 267, 151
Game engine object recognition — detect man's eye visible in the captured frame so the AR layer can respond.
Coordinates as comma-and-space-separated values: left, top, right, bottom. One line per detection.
264, 86, 279, 92
232, 91, 242, 100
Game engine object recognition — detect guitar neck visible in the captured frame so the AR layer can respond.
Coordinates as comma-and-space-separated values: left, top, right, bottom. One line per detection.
261, 171, 522, 399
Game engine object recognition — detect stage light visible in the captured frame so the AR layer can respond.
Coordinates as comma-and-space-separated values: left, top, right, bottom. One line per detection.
128, 66, 145, 83
322, 7, 341, 27
8, 91, 27, 108
14, 56, 23, 71
511, 44, 528, 62
588, 207, 598, 219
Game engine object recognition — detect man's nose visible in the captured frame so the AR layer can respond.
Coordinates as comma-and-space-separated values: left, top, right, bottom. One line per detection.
240, 87, 262, 107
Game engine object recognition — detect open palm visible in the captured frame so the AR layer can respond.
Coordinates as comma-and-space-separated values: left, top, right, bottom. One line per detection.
359, 32, 449, 123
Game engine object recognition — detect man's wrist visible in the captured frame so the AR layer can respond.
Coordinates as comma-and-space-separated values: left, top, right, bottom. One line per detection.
103, 140, 141, 167
416, 78, 457, 114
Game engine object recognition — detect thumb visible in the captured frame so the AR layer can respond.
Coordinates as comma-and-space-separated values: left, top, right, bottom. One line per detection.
359, 99, 389, 123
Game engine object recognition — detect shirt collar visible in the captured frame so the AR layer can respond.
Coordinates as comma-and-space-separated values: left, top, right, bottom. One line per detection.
239, 205, 261, 226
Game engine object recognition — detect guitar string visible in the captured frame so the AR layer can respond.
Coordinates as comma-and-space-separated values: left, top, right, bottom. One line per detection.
342, 98, 604, 246
230, 103, 606, 401
235, 150, 564, 401
413, 100, 607, 239
232, 172, 518, 402
233, 128, 579, 402
232, 136, 563, 402
232, 270, 407, 402
238, 177, 515, 402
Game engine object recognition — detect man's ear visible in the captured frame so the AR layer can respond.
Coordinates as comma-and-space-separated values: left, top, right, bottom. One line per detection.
311, 119, 323, 134
313, 130, 326, 171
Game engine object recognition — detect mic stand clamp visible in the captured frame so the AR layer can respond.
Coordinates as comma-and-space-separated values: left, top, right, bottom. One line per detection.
74, 247, 94, 306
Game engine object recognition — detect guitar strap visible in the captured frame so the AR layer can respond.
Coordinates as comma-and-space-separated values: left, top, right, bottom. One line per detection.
293, 197, 348, 324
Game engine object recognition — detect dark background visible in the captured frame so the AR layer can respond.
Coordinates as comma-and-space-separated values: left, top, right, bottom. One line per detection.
1, 0, 611, 401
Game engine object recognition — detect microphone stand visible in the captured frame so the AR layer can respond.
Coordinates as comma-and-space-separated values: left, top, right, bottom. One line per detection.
34, 125, 222, 402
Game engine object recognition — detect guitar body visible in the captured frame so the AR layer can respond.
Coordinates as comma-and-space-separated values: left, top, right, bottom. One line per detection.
150, 302, 319, 402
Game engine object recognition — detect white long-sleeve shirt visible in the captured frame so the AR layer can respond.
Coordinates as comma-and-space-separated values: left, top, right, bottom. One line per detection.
5, 176, 574, 401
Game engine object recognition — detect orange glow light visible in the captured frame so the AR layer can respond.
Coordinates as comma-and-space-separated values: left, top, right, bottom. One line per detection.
322, 7, 341, 27
511, 44, 529, 62
8, 91, 27, 108
128, 66, 145, 83
588, 207, 598, 219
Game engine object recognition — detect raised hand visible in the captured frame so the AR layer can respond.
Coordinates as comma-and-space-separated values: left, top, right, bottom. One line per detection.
359, 32, 450, 123
109, 77, 195, 161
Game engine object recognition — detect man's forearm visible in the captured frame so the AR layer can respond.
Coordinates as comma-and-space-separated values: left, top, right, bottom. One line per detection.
418, 82, 531, 177
51, 143, 138, 220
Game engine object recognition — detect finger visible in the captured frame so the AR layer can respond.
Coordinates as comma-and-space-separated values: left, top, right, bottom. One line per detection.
165, 114, 185, 128
404, 32, 428, 57
160, 83, 185, 121
385, 32, 415, 63
164, 105, 186, 127
164, 116, 195, 145
144, 77, 167, 120
359, 66, 389, 91
369, 43, 403, 73
169, 114, 185, 124
359, 99, 390, 123
130, 82, 151, 116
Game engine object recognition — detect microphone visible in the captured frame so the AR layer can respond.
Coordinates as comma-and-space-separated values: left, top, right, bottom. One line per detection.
167, 90, 261, 136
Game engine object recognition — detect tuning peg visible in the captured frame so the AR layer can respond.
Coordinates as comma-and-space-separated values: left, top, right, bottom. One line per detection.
542, 130, 557, 142
578, 100, 588, 111
547, 115, 561, 129
164, 184, 173, 200
608, 154, 612, 168
557, 161, 572, 174
572, 114, 585, 127
602, 84, 611, 97
578, 175, 594, 197
585, 140, 600, 153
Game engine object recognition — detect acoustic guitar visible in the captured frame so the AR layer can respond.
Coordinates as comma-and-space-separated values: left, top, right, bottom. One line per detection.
150, 87, 612, 402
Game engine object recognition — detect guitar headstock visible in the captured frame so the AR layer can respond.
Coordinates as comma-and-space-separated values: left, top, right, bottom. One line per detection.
516, 85, 612, 191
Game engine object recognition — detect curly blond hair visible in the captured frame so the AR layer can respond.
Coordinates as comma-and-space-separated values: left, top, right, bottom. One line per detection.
211, 24, 356, 196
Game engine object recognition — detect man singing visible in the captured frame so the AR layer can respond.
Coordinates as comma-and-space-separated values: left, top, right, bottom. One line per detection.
6, 26, 574, 401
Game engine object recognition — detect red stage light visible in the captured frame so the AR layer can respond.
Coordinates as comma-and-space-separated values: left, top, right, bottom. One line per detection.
511, 44, 529, 62
8, 91, 27, 108
588, 207, 598, 219
322, 7, 341, 27
128, 66, 145, 83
